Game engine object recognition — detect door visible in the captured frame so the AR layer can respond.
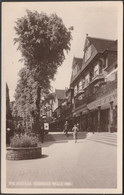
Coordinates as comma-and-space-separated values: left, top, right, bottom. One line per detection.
100, 109, 109, 132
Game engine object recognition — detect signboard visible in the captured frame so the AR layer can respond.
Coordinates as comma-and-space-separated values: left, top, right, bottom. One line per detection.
87, 90, 117, 110
44, 123, 49, 130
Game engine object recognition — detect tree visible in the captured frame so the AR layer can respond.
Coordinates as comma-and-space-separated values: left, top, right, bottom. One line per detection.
6, 83, 13, 144
14, 10, 72, 134
6, 83, 12, 122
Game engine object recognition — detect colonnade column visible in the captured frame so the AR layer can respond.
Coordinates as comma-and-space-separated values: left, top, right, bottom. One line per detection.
87, 109, 91, 132
80, 112, 82, 131
97, 106, 101, 132
109, 101, 114, 133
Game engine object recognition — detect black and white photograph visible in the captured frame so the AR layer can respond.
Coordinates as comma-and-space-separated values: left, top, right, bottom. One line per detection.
1, 1, 123, 194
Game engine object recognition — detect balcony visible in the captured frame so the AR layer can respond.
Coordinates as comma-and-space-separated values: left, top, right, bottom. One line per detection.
74, 88, 84, 97
73, 79, 117, 109
75, 97, 87, 108
90, 74, 104, 84
87, 79, 117, 103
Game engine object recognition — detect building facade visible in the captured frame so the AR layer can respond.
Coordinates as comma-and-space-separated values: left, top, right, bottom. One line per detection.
40, 36, 117, 133
70, 36, 117, 132
40, 89, 67, 131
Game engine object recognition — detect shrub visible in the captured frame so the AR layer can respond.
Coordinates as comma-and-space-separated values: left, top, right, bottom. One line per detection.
10, 134, 39, 148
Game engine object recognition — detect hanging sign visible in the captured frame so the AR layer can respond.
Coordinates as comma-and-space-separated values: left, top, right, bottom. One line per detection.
44, 123, 49, 130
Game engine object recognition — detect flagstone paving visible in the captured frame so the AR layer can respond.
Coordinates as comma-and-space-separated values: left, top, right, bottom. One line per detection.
6, 132, 117, 189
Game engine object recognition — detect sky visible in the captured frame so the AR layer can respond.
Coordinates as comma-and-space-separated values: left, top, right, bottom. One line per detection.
2, 1, 122, 101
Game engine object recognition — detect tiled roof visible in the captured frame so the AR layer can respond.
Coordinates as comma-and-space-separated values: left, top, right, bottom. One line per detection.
70, 36, 117, 86
87, 37, 117, 53
55, 89, 65, 100
106, 40, 117, 51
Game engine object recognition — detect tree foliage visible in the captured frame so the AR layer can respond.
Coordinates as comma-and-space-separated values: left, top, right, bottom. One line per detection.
14, 10, 72, 133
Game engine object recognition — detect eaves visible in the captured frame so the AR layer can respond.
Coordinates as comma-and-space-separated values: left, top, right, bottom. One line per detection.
70, 52, 101, 87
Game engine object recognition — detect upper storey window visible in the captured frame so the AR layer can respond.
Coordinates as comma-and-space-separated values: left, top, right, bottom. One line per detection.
79, 81, 82, 91
73, 65, 77, 77
85, 45, 91, 62
82, 79, 85, 88
84, 73, 90, 87
74, 85, 77, 96
94, 64, 99, 77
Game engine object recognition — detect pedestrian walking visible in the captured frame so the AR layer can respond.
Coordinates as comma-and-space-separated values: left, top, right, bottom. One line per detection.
72, 124, 79, 143
63, 121, 69, 136
76, 122, 80, 130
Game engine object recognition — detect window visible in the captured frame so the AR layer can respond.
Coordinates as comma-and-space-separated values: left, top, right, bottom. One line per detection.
103, 57, 108, 68
94, 64, 99, 77
85, 46, 91, 62
77, 83, 79, 92
85, 79, 89, 87
89, 71, 93, 82
99, 63, 102, 74
82, 79, 85, 88
73, 66, 77, 77
85, 74, 90, 87
99, 58, 104, 73
74, 85, 77, 96
79, 81, 82, 91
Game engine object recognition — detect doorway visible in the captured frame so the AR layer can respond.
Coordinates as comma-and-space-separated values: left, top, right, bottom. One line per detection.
100, 109, 109, 132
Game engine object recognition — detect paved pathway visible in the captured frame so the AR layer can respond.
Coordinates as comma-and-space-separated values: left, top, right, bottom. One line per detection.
6, 132, 117, 189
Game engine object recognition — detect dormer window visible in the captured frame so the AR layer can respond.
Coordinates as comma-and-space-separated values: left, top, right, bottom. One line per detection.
85, 45, 91, 62
73, 65, 77, 77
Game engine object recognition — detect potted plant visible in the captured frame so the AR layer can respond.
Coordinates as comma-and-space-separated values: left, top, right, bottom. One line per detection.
6, 133, 42, 160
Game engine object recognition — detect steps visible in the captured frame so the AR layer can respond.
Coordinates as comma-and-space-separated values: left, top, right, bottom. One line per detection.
44, 132, 117, 146
86, 132, 117, 146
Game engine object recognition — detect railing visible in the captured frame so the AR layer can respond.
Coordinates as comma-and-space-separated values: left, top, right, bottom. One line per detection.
87, 80, 117, 103
74, 80, 117, 108
91, 74, 104, 83
75, 98, 87, 108
51, 80, 117, 118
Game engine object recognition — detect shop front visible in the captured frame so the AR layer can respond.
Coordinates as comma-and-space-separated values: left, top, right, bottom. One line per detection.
73, 104, 89, 131
87, 90, 117, 132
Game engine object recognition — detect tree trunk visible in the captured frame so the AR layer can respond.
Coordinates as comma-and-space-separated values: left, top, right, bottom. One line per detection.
33, 86, 41, 136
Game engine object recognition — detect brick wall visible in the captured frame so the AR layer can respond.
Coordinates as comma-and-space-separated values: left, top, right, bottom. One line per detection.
6, 147, 42, 160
